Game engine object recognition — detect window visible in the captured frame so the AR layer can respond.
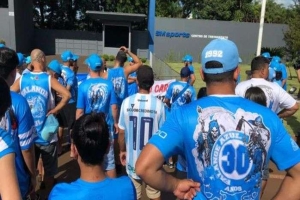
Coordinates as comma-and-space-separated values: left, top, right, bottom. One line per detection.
104, 25, 129, 48
0, 0, 8, 8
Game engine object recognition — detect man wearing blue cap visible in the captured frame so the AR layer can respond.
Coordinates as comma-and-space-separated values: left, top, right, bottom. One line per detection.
271, 56, 288, 90
76, 54, 119, 178
182, 54, 196, 86
136, 39, 300, 200
60, 50, 78, 151
261, 52, 276, 82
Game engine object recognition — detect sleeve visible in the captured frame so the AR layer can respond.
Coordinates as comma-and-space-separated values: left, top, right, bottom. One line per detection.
277, 84, 297, 109
118, 100, 126, 130
148, 108, 185, 160
270, 117, 300, 170
0, 129, 15, 158
235, 83, 245, 97
66, 71, 75, 86
165, 83, 173, 100
14, 96, 36, 150
191, 87, 197, 101
48, 184, 66, 200
189, 66, 195, 74
76, 84, 85, 109
109, 84, 118, 105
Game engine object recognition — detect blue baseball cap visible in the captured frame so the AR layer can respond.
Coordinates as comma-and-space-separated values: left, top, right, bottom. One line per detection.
25, 56, 31, 64
183, 54, 193, 62
127, 57, 134, 62
73, 54, 79, 61
270, 61, 282, 72
262, 52, 272, 59
0, 44, 5, 48
48, 60, 62, 75
272, 56, 281, 63
61, 50, 74, 62
201, 39, 239, 74
17, 53, 25, 66
85, 54, 103, 71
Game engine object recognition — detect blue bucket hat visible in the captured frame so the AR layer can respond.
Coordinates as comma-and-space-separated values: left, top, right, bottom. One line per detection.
261, 52, 272, 59
183, 54, 193, 62
272, 56, 281, 63
61, 50, 74, 62
201, 39, 239, 74
85, 54, 103, 71
48, 60, 62, 75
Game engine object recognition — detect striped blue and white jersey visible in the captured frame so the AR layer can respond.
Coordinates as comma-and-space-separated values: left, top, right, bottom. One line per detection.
0, 128, 14, 159
118, 93, 165, 179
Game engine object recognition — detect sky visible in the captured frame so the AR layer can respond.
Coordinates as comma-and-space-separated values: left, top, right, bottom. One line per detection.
275, 0, 294, 7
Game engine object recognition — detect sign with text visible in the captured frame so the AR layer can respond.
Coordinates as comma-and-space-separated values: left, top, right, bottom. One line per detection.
150, 79, 176, 99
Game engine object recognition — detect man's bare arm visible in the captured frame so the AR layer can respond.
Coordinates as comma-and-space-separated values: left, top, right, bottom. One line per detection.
10, 78, 20, 93
278, 103, 299, 118
124, 49, 142, 78
21, 146, 36, 193
272, 163, 300, 199
190, 74, 196, 86
111, 104, 119, 133
76, 109, 84, 120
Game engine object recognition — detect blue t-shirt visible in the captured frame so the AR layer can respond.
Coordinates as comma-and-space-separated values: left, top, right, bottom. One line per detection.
280, 63, 288, 90
149, 95, 300, 199
0, 92, 36, 198
61, 65, 77, 103
165, 81, 196, 110
49, 176, 136, 200
108, 67, 128, 107
187, 65, 195, 84
128, 72, 138, 96
0, 128, 15, 158
77, 77, 117, 128
20, 72, 54, 145
268, 67, 276, 81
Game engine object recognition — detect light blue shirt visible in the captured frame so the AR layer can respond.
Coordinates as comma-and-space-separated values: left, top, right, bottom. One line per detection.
149, 96, 300, 199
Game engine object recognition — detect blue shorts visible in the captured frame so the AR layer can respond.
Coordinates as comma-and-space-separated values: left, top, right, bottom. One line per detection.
102, 140, 115, 171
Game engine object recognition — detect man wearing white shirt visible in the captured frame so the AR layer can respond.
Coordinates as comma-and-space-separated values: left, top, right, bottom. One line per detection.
235, 56, 298, 118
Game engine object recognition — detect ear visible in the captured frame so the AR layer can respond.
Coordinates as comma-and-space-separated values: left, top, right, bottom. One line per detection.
199, 68, 205, 82
71, 143, 79, 160
233, 66, 240, 81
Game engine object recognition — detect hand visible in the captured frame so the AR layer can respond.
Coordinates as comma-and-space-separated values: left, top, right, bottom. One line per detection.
114, 123, 119, 134
47, 109, 58, 116
119, 151, 126, 166
173, 179, 200, 200
120, 46, 128, 53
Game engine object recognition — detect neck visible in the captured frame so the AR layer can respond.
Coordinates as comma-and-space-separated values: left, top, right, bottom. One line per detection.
89, 71, 101, 78
181, 78, 188, 82
206, 81, 236, 95
63, 62, 69, 67
139, 89, 150, 94
114, 61, 122, 68
78, 160, 106, 182
251, 73, 263, 79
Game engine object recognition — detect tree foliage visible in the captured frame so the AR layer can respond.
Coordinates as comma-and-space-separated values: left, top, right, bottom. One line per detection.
33, 0, 292, 31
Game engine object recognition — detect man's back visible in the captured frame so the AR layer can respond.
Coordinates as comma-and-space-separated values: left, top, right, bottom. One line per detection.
108, 67, 128, 107
235, 78, 296, 112
165, 81, 196, 109
49, 176, 136, 200
149, 95, 300, 199
61, 65, 77, 103
118, 93, 165, 179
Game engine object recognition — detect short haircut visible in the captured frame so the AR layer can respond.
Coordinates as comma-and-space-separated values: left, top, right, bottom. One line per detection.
203, 61, 236, 84
115, 51, 127, 66
245, 87, 267, 107
137, 65, 154, 90
72, 112, 109, 166
251, 56, 270, 72
0, 47, 19, 79
0, 77, 11, 118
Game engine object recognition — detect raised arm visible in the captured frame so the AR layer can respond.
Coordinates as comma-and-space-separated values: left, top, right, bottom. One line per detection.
123, 47, 142, 78
10, 78, 21, 93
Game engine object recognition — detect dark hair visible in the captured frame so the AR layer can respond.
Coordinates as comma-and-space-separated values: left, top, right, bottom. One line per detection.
137, 65, 154, 90
203, 61, 236, 84
0, 47, 19, 79
251, 56, 270, 72
197, 87, 207, 99
245, 87, 267, 107
0, 77, 11, 118
115, 51, 127, 66
72, 112, 109, 165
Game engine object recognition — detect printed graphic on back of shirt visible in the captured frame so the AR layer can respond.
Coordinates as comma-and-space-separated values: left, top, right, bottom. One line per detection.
171, 85, 193, 106
192, 106, 271, 199
112, 77, 125, 99
88, 83, 109, 110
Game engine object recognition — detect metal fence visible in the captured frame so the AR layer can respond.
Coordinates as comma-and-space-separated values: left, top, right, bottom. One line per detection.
152, 54, 180, 80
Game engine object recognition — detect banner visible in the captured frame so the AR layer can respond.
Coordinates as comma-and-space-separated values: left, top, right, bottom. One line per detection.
150, 79, 176, 100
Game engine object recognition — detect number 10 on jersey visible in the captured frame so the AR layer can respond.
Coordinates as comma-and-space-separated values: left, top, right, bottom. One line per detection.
130, 116, 154, 151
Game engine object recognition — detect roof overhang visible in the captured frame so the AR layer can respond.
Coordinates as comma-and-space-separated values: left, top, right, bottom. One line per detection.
86, 11, 147, 23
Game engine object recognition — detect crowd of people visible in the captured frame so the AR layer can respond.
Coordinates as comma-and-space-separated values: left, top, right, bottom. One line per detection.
0, 38, 300, 200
